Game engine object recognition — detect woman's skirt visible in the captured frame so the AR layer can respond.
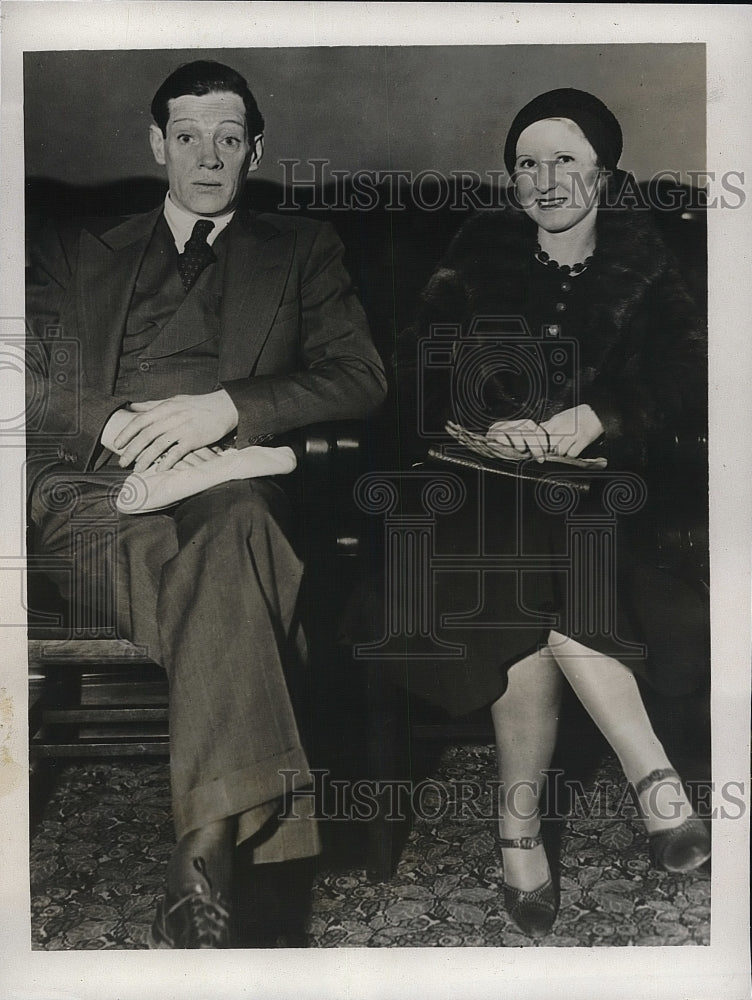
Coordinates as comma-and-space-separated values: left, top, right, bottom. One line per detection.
340, 460, 708, 717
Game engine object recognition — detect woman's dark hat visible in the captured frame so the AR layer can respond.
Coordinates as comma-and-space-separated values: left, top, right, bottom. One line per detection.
504, 88, 623, 176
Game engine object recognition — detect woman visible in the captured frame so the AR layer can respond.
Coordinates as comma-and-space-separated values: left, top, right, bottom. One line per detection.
391, 89, 710, 937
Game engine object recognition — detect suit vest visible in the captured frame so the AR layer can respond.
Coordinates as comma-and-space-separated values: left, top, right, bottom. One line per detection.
113, 215, 228, 401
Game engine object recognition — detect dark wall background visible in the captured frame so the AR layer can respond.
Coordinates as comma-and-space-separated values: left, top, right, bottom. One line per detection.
24, 45, 705, 185
23, 44, 707, 392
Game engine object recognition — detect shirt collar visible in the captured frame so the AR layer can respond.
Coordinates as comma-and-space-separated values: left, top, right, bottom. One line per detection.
163, 193, 236, 253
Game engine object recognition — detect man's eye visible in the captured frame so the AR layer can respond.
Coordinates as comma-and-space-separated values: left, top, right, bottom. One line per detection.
176, 134, 194, 144
221, 136, 242, 148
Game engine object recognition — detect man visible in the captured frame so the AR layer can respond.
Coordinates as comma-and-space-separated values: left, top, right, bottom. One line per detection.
26, 60, 386, 948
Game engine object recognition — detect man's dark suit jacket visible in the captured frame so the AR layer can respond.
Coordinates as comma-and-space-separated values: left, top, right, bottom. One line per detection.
26, 202, 387, 493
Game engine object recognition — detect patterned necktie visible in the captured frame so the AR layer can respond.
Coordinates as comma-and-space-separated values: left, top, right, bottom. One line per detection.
177, 219, 216, 292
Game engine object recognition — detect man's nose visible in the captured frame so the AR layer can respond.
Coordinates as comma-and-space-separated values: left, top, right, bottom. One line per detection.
198, 138, 222, 169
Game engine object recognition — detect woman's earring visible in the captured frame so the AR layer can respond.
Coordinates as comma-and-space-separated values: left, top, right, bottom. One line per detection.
596, 169, 609, 205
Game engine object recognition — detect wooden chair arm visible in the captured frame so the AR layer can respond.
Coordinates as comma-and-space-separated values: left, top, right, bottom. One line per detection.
299, 420, 363, 482
297, 420, 366, 558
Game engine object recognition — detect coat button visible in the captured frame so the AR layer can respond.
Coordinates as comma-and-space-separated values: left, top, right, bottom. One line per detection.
555, 302, 567, 313
139, 361, 151, 372
560, 281, 572, 293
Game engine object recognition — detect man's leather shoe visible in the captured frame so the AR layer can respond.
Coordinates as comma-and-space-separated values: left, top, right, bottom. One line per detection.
148, 857, 232, 948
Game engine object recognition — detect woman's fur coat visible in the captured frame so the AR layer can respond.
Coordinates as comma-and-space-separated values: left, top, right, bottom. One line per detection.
396, 205, 707, 472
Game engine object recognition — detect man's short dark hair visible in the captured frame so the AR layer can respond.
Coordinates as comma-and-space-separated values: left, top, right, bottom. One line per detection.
151, 60, 265, 138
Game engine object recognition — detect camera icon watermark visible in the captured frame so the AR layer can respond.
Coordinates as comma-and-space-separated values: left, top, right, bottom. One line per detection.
0, 320, 81, 441
417, 315, 578, 438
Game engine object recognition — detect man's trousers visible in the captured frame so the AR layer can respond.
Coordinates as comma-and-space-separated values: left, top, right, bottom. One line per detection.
30, 470, 321, 863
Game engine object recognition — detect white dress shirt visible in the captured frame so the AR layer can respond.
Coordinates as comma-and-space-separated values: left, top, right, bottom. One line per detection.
162, 193, 235, 253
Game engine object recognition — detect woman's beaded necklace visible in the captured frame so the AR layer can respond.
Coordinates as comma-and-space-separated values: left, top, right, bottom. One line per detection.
534, 243, 595, 276
533, 243, 596, 320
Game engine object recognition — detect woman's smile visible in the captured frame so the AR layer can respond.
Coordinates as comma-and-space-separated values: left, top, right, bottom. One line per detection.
536, 196, 567, 208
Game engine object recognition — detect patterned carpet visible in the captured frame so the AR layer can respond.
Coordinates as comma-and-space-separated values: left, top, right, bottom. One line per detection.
30, 743, 710, 949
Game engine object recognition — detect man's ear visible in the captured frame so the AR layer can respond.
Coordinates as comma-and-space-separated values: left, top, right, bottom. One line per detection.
149, 124, 166, 166
247, 133, 264, 174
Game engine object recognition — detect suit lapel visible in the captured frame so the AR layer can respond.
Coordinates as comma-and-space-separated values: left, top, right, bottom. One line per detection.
75, 206, 295, 386
76, 207, 163, 391
218, 210, 296, 380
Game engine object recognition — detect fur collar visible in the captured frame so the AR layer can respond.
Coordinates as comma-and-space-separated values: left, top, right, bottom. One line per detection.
421, 206, 674, 335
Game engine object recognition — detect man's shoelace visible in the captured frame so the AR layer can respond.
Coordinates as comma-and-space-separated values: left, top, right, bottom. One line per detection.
183, 893, 231, 947
158, 856, 231, 948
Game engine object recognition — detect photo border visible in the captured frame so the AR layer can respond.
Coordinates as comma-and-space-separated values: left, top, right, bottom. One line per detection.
2, 4, 750, 998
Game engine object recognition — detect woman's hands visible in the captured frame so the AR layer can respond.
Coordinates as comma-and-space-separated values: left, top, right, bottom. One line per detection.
486, 404, 604, 461
485, 418, 551, 461
540, 404, 604, 458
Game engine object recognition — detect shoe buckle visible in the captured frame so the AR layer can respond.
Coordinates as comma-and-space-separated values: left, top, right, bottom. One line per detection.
517, 836, 541, 850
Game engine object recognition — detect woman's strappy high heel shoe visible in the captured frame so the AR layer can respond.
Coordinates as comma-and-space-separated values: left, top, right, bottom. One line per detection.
499, 834, 559, 938
634, 768, 711, 873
